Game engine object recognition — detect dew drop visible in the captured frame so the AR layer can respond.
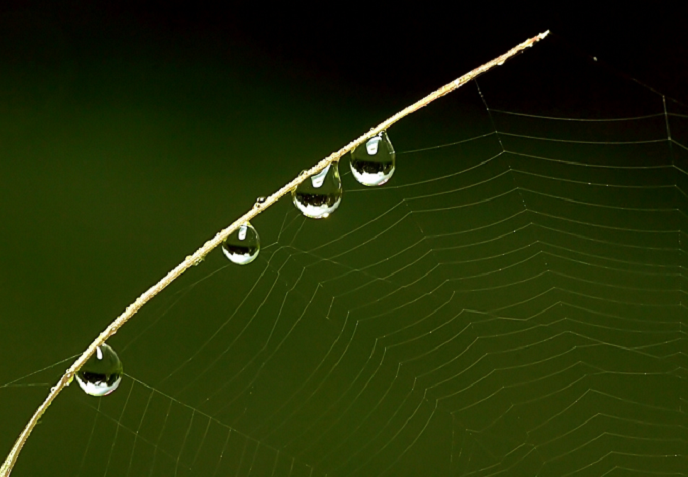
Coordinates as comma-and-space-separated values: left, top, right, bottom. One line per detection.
186, 254, 204, 266
292, 162, 343, 219
222, 222, 260, 264
76, 343, 123, 397
350, 131, 395, 186
255, 196, 266, 207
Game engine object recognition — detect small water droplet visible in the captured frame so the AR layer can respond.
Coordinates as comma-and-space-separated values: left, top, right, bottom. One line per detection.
497, 60, 505, 66
350, 131, 395, 186
292, 163, 343, 219
255, 196, 266, 207
222, 222, 260, 264
186, 254, 205, 266
76, 343, 123, 397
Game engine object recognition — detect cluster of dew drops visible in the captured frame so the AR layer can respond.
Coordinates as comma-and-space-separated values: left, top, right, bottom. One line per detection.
77, 131, 395, 397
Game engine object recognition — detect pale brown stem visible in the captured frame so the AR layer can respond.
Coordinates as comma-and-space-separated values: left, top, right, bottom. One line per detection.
0, 30, 549, 477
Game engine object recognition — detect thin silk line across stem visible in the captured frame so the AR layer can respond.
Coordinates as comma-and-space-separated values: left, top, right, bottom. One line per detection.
0, 30, 549, 477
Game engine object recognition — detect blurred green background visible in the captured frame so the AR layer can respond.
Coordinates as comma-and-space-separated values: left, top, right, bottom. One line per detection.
1, 3, 686, 476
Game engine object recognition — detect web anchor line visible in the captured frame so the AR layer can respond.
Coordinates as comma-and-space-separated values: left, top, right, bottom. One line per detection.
0, 31, 550, 477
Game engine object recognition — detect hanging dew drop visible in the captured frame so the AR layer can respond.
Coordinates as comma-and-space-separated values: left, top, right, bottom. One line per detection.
76, 343, 123, 397
222, 222, 260, 264
292, 162, 343, 219
350, 130, 395, 186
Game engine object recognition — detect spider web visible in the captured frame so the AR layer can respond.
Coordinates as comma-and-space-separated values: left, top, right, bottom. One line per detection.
5, 38, 688, 476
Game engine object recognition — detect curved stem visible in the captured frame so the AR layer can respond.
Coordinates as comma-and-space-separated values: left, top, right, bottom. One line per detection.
0, 30, 549, 477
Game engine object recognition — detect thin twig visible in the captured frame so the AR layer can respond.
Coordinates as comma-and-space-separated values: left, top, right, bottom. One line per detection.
0, 30, 549, 477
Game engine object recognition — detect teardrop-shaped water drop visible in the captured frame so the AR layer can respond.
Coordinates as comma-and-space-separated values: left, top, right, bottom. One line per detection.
350, 131, 395, 186
222, 222, 260, 264
292, 162, 342, 219
76, 343, 123, 397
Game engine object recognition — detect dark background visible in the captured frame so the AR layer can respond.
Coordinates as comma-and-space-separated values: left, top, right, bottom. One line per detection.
1, 2, 686, 476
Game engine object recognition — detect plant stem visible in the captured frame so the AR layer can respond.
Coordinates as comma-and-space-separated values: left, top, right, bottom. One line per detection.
0, 30, 549, 477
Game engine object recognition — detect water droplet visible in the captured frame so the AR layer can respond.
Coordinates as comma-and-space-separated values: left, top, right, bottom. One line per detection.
186, 254, 204, 266
292, 163, 343, 219
255, 196, 266, 207
76, 343, 123, 397
350, 131, 395, 186
222, 222, 260, 264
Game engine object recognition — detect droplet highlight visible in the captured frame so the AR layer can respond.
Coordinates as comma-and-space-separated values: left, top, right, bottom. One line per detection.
292, 163, 343, 219
76, 343, 123, 397
350, 131, 395, 186
222, 222, 260, 264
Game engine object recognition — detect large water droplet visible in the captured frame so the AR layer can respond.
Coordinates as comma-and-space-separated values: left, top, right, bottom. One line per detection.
350, 131, 395, 186
292, 163, 342, 219
222, 222, 260, 264
76, 343, 123, 397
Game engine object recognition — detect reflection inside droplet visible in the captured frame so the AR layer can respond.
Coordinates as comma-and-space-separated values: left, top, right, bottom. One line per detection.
76, 343, 123, 397
222, 222, 260, 265
292, 163, 343, 219
350, 131, 395, 186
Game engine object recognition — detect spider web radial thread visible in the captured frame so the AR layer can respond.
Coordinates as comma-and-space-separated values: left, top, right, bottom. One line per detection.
7, 37, 688, 477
